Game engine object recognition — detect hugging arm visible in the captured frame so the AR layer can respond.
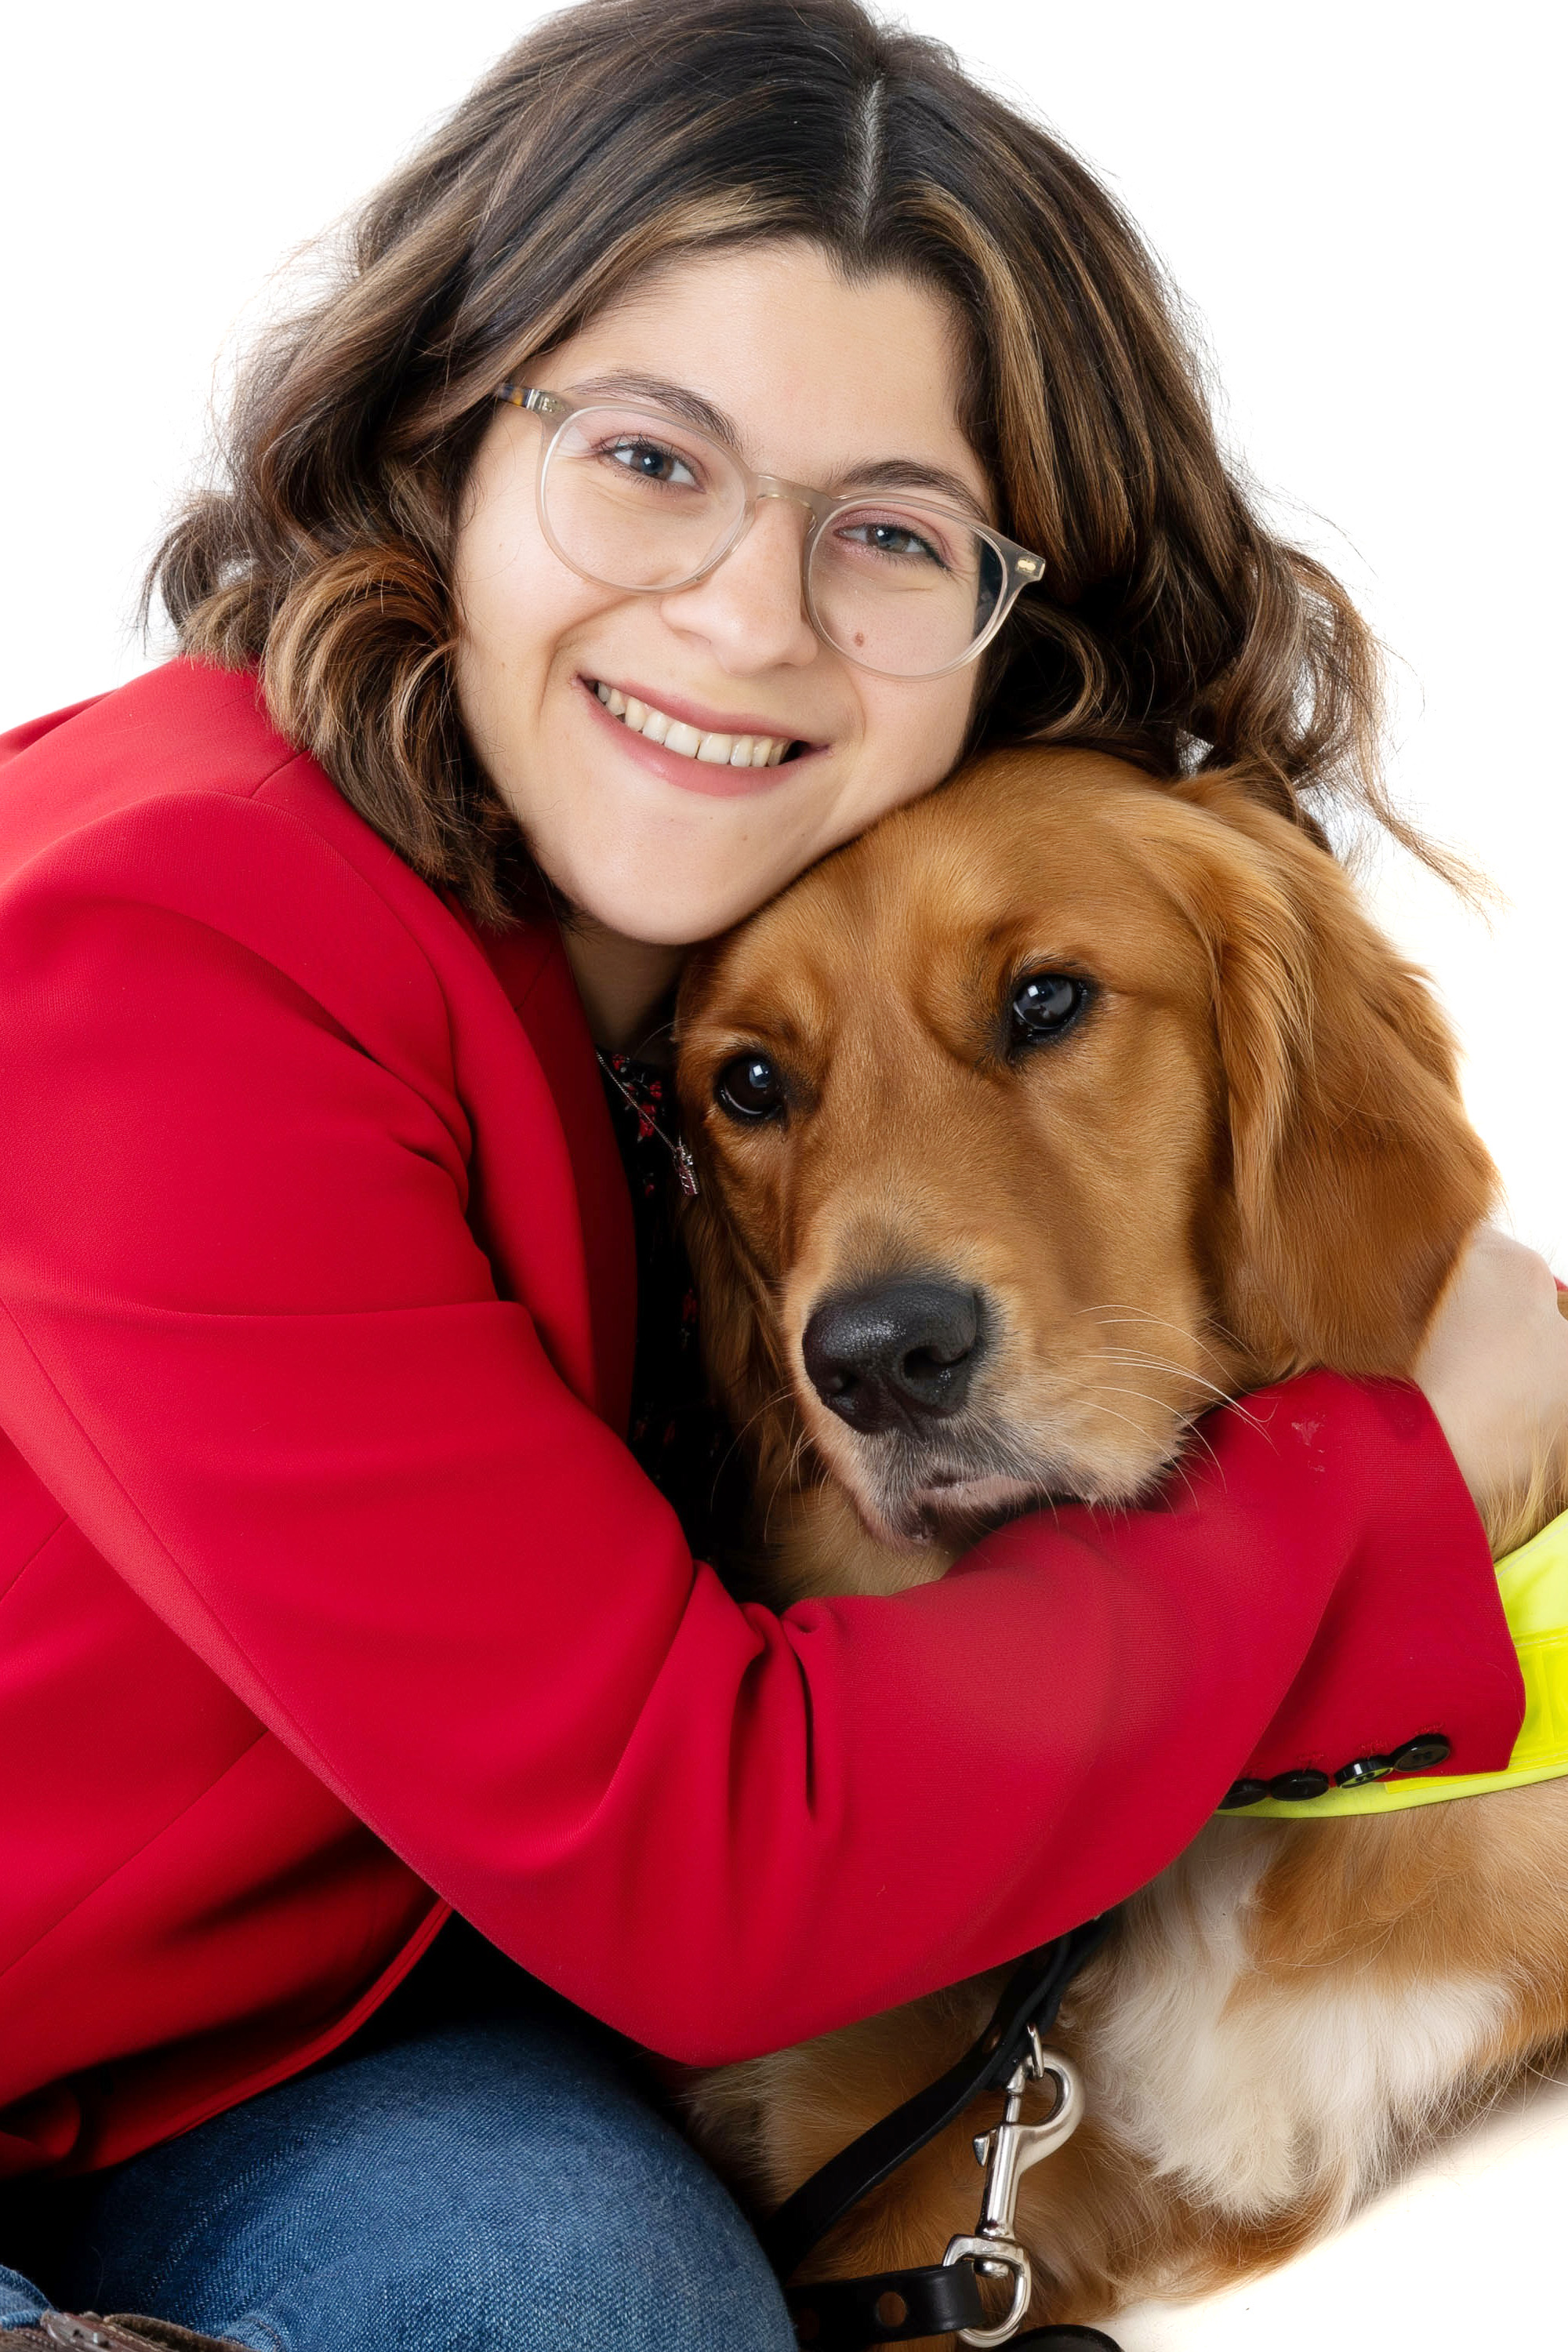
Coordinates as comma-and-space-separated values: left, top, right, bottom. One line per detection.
0, 797, 1526, 2066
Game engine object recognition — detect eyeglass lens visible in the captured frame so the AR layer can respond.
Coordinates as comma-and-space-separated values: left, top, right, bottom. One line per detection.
539, 405, 1005, 677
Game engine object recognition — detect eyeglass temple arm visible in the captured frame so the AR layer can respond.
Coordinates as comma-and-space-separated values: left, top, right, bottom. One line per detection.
498, 384, 572, 416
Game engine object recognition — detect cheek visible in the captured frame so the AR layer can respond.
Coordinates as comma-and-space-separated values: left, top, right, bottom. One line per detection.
1009, 1039, 1218, 1305
453, 437, 599, 698
846, 681, 976, 828
703, 1137, 789, 1278
457, 522, 587, 680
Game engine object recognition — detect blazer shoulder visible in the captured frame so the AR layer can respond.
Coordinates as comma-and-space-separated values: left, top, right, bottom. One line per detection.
0, 659, 350, 910
0, 659, 510, 1081
0, 659, 302, 812
0, 656, 567, 1110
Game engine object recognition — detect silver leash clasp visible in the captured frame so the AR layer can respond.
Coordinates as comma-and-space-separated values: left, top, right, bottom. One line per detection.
942, 2028, 1084, 2350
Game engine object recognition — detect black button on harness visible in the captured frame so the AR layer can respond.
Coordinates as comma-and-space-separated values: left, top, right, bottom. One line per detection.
1391, 1733, 1451, 1773
1267, 1768, 1331, 1802
1334, 1753, 1396, 1789
1217, 1778, 1269, 1811
1218, 1733, 1452, 1812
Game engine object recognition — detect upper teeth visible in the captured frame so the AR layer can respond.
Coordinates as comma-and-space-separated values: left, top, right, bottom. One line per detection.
595, 681, 792, 768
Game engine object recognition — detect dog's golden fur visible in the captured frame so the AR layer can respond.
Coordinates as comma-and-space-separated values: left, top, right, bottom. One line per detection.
671, 747, 1568, 2336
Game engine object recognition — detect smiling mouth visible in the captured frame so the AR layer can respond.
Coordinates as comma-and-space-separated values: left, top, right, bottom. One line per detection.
590, 680, 804, 769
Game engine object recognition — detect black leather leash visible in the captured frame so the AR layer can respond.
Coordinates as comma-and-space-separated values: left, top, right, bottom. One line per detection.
760, 1917, 1121, 2350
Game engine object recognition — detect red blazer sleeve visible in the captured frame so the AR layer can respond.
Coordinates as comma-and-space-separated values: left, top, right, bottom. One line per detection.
0, 792, 1523, 2064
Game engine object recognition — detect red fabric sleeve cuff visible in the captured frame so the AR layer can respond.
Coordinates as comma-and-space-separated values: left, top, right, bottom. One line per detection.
1239, 1377, 1521, 1787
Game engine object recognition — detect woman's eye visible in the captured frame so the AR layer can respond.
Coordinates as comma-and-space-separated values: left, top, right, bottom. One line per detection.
714, 1051, 786, 1122
1009, 971, 1090, 1046
837, 516, 949, 569
603, 436, 699, 489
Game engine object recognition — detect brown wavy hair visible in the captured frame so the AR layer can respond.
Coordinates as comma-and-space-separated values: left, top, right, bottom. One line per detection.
148, 0, 1423, 924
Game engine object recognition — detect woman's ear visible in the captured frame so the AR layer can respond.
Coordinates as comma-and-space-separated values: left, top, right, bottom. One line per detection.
1167, 776, 1498, 1377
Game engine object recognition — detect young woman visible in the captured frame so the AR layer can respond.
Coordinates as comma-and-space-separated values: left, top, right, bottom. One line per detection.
2, 3, 1564, 2347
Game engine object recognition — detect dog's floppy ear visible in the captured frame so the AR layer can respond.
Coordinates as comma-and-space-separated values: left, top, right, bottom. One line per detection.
1163, 775, 1497, 1377
673, 956, 799, 1503
678, 1180, 794, 1479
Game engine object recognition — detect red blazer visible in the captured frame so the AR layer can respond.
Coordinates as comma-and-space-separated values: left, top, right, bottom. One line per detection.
0, 661, 1523, 2180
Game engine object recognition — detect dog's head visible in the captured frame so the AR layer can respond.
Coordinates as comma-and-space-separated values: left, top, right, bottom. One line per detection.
676, 747, 1496, 1550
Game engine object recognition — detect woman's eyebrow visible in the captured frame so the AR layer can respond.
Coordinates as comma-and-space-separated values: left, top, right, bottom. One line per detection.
564, 369, 990, 521
568, 369, 739, 445
845, 458, 990, 523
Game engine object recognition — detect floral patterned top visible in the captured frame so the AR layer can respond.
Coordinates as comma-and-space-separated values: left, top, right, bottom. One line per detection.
597, 1051, 746, 1569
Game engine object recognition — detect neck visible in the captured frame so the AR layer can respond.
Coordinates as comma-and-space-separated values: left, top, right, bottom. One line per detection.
561, 916, 685, 1058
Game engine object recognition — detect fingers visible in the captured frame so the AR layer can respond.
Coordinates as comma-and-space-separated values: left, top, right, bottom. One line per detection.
1411, 1227, 1568, 1542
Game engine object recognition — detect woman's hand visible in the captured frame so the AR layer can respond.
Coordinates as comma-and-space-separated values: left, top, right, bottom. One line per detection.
1413, 1227, 1568, 1530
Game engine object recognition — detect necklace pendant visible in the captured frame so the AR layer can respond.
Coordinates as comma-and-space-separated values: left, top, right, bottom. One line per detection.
674, 1141, 700, 1200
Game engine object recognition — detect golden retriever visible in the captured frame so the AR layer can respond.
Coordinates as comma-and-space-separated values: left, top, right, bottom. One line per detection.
670, 746, 1568, 2338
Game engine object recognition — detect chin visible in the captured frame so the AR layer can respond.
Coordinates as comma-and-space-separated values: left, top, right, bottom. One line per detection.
574, 864, 793, 949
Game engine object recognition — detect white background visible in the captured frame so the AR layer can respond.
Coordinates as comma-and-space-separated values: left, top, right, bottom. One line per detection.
2, 5, 1564, 2339
2, 1, 1562, 1251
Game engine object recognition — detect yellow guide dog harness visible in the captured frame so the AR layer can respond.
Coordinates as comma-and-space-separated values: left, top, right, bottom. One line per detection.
1236, 1506, 1568, 1818
773, 1513, 1568, 2352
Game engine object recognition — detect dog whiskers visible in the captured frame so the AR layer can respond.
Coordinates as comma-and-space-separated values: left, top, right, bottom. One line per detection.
1070, 1392, 1203, 1512
706, 1379, 802, 1519
724, 1380, 802, 1459
1073, 1301, 1234, 1377
760, 1425, 816, 1544
1092, 1345, 1266, 1443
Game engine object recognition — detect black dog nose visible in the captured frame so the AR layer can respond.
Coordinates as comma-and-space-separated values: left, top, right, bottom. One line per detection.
802, 1279, 985, 1433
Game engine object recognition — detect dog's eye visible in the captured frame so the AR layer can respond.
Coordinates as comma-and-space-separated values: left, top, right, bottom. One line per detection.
714, 1051, 786, 1123
1009, 971, 1090, 1046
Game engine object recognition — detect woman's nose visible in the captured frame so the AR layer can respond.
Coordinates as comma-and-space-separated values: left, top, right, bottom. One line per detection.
659, 495, 820, 673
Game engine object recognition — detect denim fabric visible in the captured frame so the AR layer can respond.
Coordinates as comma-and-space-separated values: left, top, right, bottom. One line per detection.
3, 1955, 793, 2352
1, 2263, 49, 2329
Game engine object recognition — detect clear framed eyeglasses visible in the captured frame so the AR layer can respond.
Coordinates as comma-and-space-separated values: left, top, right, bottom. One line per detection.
496, 384, 1047, 681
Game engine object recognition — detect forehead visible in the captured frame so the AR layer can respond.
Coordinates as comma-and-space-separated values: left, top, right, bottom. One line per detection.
688, 757, 1207, 1042
544, 239, 989, 504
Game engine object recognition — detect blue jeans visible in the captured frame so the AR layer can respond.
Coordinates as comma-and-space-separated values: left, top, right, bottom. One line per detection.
0, 1932, 794, 2350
